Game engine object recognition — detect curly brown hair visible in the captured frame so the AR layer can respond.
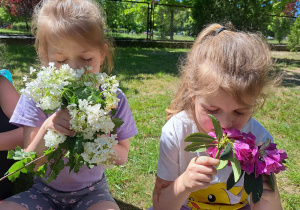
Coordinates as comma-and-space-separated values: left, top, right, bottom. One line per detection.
166, 23, 279, 120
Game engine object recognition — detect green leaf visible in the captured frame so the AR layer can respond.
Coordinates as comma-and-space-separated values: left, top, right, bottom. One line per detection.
227, 170, 244, 190
44, 148, 54, 156
36, 164, 47, 178
74, 156, 84, 173
244, 172, 255, 195
184, 133, 216, 143
75, 86, 91, 100
63, 136, 76, 151
208, 114, 223, 142
7, 146, 36, 160
230, 155, 242, 183
52, 148, 63, 160
266, 173, 275, 192
112, 118, 124, 133
111, 108, 117, 117
219, 143, 233, 160
6, 161, 25, 182
184, 142, 216, 152
217, 159, 228, 170
252, 174, 263, 204
44, 109, 58, 114
7, 149, 16, 159
55, 159, 65, 173
74, 139, 84, 154
227, 171, 235, 190
62, 88, 75, 102
45, 171, 58, 184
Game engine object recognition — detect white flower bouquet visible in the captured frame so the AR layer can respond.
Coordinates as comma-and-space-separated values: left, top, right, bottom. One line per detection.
2, 63, 123, 183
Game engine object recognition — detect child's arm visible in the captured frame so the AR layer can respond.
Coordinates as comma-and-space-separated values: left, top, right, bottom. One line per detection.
113, 138, 129, 165
251, 174, 282, 210
153, 156, 219, 210
0, 128, 23, 150
23, 108, 75, 167
0, 76, 24, 150
0, 76, 19, 118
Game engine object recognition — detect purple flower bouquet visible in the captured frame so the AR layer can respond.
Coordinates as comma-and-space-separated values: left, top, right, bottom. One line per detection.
184, 114, 288, 203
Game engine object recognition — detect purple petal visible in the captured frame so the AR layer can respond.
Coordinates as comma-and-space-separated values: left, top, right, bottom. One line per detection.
206, 146, 218, 158
254, 158, 266, 178
263, 156, 286, 174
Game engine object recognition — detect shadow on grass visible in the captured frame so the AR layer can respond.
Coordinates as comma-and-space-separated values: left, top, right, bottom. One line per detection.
115, 198, 143, 210
274, 58, 300, 68
3, 45, 38, 75
280, 70, 300, 87
273, 57, 300, 87
113, 47, 186, 78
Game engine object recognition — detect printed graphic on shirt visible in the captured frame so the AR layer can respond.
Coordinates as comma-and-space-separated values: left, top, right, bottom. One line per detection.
186, 183, 249, 210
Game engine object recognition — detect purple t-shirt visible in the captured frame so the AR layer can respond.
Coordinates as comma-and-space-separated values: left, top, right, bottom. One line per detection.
10, 88, 138, 191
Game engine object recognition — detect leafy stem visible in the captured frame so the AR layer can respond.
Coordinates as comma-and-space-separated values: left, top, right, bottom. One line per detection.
46, 149, 65, 179
0, 148, 57, 182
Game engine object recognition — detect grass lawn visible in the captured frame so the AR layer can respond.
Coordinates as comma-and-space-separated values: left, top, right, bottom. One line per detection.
1, 45, 299, 209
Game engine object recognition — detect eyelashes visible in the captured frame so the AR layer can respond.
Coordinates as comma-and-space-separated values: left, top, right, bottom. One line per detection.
56, 58, 92, 64
206, 109, 245, 116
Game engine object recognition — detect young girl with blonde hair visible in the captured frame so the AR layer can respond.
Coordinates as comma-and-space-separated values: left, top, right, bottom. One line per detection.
152, 24, 282, 210
0, 0, 137, 209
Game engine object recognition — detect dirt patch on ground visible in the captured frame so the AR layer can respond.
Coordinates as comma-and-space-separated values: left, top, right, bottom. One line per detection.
277, 171, 300, 195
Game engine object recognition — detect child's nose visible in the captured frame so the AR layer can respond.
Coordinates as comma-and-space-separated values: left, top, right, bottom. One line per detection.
220, 121, 233, 129
219, 115, 233, 129
68, 60, 81, 70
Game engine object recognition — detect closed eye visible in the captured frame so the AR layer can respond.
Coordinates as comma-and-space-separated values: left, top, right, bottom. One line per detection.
57, 59, 67, 64
206, 109, 219, 114
234, 111, 244, 116
82, 58, 92, 62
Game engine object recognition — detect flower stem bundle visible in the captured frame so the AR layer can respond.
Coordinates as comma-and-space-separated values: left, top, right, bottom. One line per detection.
2, 63, 123, 183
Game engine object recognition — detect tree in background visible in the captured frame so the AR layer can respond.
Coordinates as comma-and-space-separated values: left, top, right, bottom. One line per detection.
288, 16, 300, 51
284, 0, 300, 16
272, 17, 292, 43
0, 6, 15, 26
1, 0, 40, 31
268, 0, 299, 44
191, 0, 273, 34
100, 0, 148, 34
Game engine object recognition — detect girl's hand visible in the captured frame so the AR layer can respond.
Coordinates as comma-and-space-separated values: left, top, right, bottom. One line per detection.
180, 156, 219, 192
44, 108, 75, 136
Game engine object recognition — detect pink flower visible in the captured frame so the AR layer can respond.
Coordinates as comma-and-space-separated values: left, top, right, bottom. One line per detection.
206, 128, 243, 158
257, 142, 287, 176
234, 141, 257, 174
206, 128, 288, 178
206, 140, 219, 158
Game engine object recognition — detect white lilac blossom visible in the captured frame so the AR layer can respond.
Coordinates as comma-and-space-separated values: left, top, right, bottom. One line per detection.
21, 63, 122, 172
81, 134, 118, 169
44, 130, 67, 149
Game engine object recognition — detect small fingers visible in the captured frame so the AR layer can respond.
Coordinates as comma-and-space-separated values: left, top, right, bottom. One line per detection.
194, 156, 219, 166
47, 109, 75, 136
52, 123, 76, 136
